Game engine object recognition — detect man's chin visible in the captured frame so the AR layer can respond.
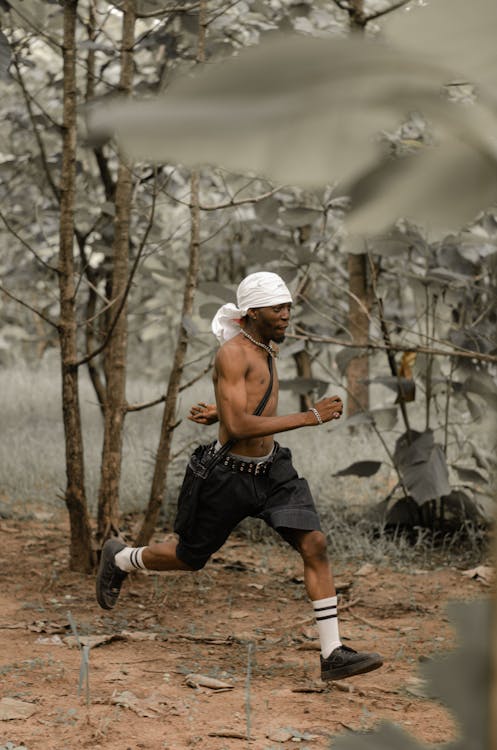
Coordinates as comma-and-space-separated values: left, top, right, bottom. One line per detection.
273, 334, 286, 344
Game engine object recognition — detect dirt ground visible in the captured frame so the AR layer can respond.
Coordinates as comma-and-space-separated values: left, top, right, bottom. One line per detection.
0, 516, 490, 750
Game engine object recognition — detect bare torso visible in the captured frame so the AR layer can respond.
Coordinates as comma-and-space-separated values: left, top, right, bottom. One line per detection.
213, 335, 278, 457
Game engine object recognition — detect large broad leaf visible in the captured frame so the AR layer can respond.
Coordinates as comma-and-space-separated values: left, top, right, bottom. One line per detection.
278, 376, 328, 398
363, 375, 415, 401
197, 281, 236, 302
335, 406, 397, 431
335, 347, 364, 377
422, 600, 489, 750
3, 0, 50, 31
379, 0, 497, 101
88, 29, 497, 234
333, 460, 382, 478
332, 601, 489, 750
0, 30, 10, 79
394, 429, 451, 505
332, 721, 425, 750
463, 371, 497, 409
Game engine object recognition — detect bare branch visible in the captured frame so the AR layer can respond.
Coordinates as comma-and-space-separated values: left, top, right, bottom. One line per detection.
12, 55, 60, 204
365, 0, 410, 22
126, 393, 167, 413
179, 358, 214, 392
163, 185, 283, 211
109, 0, 199, 18
332, 0, 352, 11
75, 168, 157, 367
204, 0, 244, 28
291, 327, 497, 365
0, 208, 59, 274
8, 6, 63, 49
0, 284, 58, 329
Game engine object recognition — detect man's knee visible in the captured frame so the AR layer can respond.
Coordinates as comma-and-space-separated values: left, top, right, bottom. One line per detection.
175, 542, 210, 571
298, 530, 328, 562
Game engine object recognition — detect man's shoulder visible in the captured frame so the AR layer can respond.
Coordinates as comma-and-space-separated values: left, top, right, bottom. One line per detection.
215, 337, 248, 367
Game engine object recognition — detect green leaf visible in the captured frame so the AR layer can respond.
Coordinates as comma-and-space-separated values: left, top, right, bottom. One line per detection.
89, 27, 497, 235
335, 347, 363, 377
452, 464, 489, 485
198, 302, 220, 321
0, 30, 11, 80
140, 322, 165, 342
279, 206, 321, 228
332, 601, 490, 750
394, 430, 451, 505
7, 0, 50, 31
278, 376, 328, 398
197, 281, 236, 302
332, 722, 425, 750
422, 600, 489, 750
380, 0, 497, 99
333, 460, 382, 478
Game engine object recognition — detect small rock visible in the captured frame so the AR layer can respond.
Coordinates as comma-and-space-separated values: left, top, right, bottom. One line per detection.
354, 563, 375, 577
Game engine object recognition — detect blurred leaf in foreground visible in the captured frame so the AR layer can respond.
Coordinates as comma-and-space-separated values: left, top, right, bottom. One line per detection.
379, 0, 497, 99
331, 600, 489, 750
88, 15, 497, 235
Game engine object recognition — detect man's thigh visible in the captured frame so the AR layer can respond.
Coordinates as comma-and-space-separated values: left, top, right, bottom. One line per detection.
176, 468, 259, 569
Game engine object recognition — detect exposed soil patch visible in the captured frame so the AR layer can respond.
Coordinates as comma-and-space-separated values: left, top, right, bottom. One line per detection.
0, 517, 489, 750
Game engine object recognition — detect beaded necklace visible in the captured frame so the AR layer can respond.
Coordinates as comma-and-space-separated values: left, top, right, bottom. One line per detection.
240, 328, 276, 357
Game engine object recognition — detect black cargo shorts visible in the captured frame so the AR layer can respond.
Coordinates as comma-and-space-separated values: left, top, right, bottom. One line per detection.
174, 443, 322, 570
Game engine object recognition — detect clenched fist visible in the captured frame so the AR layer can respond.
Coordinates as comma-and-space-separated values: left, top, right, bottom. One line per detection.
309, 396, 343, 425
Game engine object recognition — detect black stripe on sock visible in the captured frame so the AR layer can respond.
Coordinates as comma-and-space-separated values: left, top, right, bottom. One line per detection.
313, 605, 337, 613
130, 549, 140, 569
316, 614, 338, 621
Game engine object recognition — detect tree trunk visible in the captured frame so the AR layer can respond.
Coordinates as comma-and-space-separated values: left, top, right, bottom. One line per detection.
491, 496, 497, 750
345, 0, 370, 416
346, 252, 370, 414
58, 0, 94, 573
136, 171, 201, 546
96, 1, 136, 542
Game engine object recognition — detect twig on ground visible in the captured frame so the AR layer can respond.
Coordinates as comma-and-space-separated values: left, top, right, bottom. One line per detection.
348, 610, 396, 632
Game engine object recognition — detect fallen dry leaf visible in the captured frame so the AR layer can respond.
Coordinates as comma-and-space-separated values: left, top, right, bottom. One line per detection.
461, 565, 494, 585
185, 674, 234, 690
110, 690, 166, 718
354, 563, 376, 577
230, 610, 250, 620
0, 698, 37, 721
64, 634, 124, 649
120, 629, 159, 641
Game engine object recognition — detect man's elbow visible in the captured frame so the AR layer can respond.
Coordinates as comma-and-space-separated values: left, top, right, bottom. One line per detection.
223, 419, 249, 442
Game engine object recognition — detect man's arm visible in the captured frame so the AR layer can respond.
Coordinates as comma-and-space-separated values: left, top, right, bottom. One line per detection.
216, 347, 342, 441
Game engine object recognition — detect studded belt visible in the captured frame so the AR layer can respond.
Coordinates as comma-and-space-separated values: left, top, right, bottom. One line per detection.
205, 444, 275, 476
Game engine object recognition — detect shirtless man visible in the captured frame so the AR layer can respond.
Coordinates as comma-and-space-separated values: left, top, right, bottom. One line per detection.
96, 271, 383, 682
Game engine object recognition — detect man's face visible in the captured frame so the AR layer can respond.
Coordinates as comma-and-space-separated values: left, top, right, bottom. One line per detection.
251, 303, 292, 343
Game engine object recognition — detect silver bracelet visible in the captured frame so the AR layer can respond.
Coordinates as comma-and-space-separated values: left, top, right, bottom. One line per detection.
309, 407, 323, 425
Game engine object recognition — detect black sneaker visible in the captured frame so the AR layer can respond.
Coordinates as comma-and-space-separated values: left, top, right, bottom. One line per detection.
96, 539, 128, 610
320, 644, 383, 681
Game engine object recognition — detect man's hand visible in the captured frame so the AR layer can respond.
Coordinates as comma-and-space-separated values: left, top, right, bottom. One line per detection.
188, 401, 218, 425
309, 396, 343, 425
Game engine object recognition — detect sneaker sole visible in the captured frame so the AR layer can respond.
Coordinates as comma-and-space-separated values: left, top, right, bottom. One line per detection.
321, 655, 383, 681
96, 539, 127, 610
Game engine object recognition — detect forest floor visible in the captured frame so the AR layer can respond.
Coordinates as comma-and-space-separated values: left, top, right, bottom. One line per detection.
0, 515, 491, 750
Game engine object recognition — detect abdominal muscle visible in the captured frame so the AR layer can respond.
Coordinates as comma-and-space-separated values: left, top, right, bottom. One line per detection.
220, 434, 275, 458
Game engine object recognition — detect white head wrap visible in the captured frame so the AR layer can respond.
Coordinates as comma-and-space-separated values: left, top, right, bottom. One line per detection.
211, 271, 292, 344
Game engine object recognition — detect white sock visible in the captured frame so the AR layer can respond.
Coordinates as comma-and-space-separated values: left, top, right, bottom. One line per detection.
115, 546, 147, 572
313, 595, 342, 658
